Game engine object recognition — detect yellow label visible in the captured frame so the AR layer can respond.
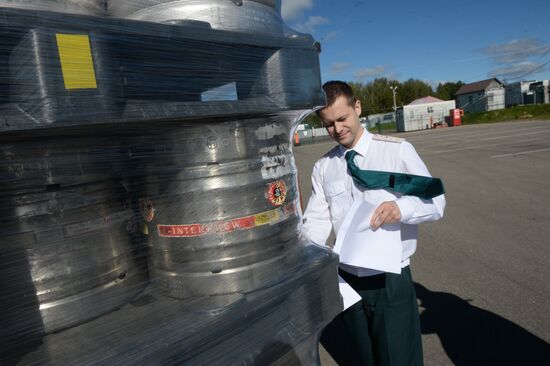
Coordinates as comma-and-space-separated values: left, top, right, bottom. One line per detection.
56, 34, 97, 90
254, 209, 280, 226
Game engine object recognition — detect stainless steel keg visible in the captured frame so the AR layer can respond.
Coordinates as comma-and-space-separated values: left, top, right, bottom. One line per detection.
0, 134, 123, 192
0, 179, 147, 334
0, 0, 106, 15
108, 0, 284, 35
123, 116, 303, 299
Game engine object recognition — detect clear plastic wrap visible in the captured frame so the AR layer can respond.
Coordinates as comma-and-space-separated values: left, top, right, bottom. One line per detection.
0, 1, 341, 365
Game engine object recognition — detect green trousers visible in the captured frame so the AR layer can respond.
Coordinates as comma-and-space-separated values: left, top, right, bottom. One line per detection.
320, 267, 423, 366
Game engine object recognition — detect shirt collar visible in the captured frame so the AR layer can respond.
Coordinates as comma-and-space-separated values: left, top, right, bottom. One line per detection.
338, 127, 371, 157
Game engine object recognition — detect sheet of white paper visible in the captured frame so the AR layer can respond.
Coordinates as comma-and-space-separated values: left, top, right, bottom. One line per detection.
334, 200, 403, 274
338, 275, 362, 310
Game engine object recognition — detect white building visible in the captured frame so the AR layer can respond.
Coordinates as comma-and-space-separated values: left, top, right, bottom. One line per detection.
528, 80, 550, 104
505, 80, 550, 106
396, 96, 455, 132
456, 78, 505, 113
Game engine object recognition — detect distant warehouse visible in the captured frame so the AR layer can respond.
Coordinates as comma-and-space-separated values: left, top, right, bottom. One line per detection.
505, 80, 550, 106
456, 78, 505, 113
367, 112, 395, 129
396, 96, 455, 132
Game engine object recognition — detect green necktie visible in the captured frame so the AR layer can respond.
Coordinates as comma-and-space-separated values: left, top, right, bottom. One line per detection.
345, 150, 445, 199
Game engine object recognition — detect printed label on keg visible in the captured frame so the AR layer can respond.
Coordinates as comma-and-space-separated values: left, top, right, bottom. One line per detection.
157, 224, 208, 237
266, 180, 287, 206
261, 154, 292, 179
216, 216, 256, 233
64, 210, 132, 238
157, 202, 295, 238
254, 209, 280, 225
259, 143, 289, 154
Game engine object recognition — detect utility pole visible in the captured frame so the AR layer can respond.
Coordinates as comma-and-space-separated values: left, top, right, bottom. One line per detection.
389, 85, 398, 134
390, 85, 398, 111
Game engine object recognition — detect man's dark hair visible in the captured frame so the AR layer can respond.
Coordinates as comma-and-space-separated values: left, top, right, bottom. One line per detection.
322, 80, 357, 107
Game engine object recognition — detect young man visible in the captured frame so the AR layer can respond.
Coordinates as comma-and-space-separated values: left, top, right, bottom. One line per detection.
302, 81, 446, 365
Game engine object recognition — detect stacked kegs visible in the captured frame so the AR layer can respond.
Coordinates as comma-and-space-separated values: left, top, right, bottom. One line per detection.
0, 1, 344, 364
0, 3, 332, 364
0, 0, 147, 341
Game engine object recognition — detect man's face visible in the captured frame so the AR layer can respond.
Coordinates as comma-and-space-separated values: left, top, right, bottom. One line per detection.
318, 95, 363, 149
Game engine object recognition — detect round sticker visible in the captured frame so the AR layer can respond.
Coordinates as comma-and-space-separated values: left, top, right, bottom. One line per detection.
267, 180, 287, 207
140, 198, 156, 222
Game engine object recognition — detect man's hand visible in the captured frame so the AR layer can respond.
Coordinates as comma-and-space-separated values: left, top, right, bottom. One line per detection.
370, 201, 401, 230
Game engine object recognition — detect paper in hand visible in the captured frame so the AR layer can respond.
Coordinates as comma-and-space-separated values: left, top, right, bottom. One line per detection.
334, 200, 403, 274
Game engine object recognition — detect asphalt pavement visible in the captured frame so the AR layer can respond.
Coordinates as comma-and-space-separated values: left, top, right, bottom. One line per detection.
293, 120, 550, 365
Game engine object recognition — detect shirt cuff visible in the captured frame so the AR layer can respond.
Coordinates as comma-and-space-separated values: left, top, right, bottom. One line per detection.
395, 196, 415, 222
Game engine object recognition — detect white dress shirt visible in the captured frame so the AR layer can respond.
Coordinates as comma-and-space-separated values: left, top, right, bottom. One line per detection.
301, 128, 446, 277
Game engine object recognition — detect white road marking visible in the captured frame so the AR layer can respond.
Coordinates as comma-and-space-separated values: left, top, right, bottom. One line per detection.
491, 147, 550, 159
411, 130, 550, 150
417, 136, 549, 155
477, 130, 550, 141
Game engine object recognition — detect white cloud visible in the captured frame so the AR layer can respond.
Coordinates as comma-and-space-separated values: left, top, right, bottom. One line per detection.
281, 0, 313, 21
481, 38, 550, 79
330, 62, 351, 75
353, 66, 387, 80
482, 38, 550, 64
292, 15, 330, 33
489, 61, 548, 80
323, 30, 341, 42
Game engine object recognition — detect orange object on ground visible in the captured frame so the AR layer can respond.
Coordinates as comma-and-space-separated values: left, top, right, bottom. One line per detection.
294, 131, 300, 145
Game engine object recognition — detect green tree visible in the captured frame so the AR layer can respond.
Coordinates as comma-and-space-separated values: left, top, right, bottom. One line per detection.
399, 79, 434, 105
351, 78, 397, 115
435, 81, 465, 101
302, 112, 322, 128
304, 77, 464, 125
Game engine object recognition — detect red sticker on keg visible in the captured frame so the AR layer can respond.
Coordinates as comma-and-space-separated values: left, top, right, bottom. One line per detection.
216, 216, 256, 233
157, 202, 296, 238
267, 180, 286, 207
157, 224, 209, 237
140, 198, 155, 222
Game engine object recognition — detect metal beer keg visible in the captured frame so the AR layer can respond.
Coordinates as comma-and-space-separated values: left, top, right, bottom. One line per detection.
0, 0, 106, 15
0, 134, 123, 191
108, 0, 284, 35
124, 116, 303, 300
0, 179, 147, 334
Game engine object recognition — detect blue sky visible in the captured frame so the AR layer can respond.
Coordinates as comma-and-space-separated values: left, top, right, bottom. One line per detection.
280, 0, 550, 86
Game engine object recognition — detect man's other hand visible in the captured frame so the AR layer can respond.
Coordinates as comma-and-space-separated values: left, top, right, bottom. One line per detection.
370, 201, 401, 230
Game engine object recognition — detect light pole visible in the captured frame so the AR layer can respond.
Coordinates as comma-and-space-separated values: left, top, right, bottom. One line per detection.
390, 85, 398, 111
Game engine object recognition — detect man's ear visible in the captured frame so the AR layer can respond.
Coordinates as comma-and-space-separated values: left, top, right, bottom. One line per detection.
354, 99, 362, 116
